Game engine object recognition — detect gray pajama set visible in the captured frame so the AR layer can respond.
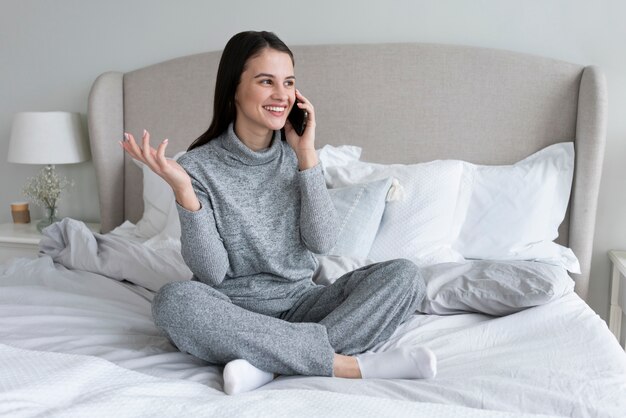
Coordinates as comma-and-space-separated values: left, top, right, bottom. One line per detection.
151, 123, 426, 377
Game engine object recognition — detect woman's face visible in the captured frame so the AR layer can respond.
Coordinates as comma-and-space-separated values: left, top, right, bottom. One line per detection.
234, 48, 295, 139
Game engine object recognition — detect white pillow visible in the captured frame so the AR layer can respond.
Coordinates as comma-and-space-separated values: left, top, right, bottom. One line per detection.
132, 151, 186, 239
144, 192, 182, 249
317, 144, 362, 169
454, 143, 579, 273
324, 156, 470, 266
327, 177, 393, 258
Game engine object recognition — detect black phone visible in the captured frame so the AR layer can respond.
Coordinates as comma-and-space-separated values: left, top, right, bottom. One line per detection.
288, 100, 308, 136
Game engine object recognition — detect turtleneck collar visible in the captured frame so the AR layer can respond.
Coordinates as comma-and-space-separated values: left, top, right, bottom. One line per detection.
220, 123, 281, 166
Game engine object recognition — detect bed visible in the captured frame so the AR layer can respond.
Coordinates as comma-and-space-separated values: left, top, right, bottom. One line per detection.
1, 42, 625, 418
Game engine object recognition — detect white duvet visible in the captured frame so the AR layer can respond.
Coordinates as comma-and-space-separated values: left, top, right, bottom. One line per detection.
1, 221, 626, 417
1, 343, 560, 418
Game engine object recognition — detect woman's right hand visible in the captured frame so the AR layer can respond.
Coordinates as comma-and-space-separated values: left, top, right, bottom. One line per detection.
120, 129, 199, 210
119, 130, 191, 193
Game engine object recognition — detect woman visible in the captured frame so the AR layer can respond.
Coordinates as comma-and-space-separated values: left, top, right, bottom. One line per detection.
120, 31, 436, 395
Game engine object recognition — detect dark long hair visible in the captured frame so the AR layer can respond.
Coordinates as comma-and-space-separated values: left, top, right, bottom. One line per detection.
187, 31, 294, 151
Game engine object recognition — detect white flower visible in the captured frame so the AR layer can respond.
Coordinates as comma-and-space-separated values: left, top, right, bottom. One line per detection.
23, 166, 73, 210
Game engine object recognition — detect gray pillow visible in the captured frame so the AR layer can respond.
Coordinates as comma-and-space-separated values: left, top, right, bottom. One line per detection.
313, 256, 575, 316
418, 260, 575, 316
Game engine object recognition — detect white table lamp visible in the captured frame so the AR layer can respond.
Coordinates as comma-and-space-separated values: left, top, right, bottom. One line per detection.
8, 111, 90, 231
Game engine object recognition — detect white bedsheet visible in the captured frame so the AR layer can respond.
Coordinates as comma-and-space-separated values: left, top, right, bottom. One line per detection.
1, 255, 625, 417
1, 344, 564, 418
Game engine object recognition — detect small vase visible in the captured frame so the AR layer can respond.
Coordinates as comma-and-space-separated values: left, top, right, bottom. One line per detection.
37, 206, 59, 232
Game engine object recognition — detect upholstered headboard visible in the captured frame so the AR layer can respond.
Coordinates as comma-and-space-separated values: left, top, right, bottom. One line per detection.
87, 43, 606, 301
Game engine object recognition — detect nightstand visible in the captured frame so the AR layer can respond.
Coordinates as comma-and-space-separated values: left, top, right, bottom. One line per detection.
608, 250, 626, 350
0, 220, 101, 264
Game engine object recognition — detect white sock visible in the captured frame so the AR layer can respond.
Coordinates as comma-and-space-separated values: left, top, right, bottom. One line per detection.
356, 347, 437, 379
223, 359, 274, 395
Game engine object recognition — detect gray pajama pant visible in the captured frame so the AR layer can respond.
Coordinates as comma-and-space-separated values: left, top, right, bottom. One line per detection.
151, 258, 425, 377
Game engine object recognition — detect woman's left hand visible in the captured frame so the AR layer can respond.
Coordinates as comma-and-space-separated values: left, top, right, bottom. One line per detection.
284, 89, 316, 155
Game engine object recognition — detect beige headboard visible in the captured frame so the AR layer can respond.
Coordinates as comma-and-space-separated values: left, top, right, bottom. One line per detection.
87, 42, 607, 301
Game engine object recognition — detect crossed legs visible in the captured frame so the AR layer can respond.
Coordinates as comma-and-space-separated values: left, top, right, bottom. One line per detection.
152, 259, 436, 394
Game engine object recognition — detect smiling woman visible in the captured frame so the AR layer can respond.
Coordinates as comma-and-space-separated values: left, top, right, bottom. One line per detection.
187, 32, 296, 151
119, 30, 435, 396
234, 50, 297, 145
233, 48, 316, 164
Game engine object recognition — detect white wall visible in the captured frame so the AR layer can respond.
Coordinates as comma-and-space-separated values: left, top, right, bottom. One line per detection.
2, 0, 625, 326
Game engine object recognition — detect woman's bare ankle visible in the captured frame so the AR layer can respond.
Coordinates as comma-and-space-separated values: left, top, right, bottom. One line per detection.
332, 354, 362, 378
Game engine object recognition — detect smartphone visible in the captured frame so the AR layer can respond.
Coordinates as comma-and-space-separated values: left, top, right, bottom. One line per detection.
288, 100, 308, 136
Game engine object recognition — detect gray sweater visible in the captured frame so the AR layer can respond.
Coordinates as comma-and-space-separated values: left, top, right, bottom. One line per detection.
176, 123, 339, 315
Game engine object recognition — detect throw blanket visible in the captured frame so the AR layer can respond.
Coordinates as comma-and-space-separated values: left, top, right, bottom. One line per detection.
39, 218, 192, 292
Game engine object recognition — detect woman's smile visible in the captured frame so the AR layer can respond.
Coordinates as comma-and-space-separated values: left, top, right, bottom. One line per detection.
262, 104, 288, 119
263, 105, 286, 114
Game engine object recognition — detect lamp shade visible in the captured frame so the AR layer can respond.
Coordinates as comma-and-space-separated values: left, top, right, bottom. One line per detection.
7, 111, 90, 164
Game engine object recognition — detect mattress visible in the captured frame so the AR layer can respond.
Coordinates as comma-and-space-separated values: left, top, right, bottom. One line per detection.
1, 232, 625, 417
